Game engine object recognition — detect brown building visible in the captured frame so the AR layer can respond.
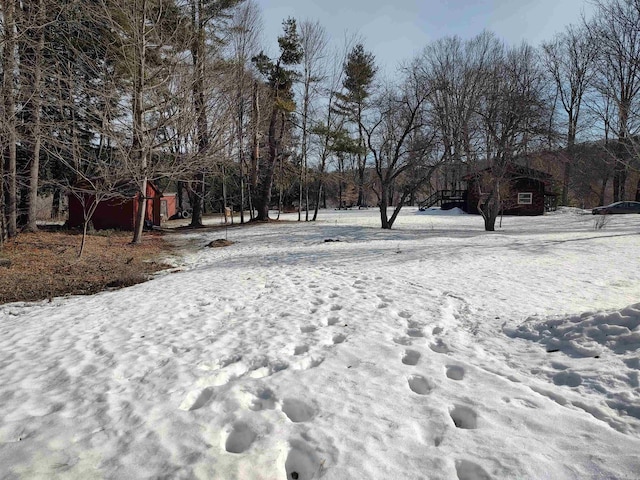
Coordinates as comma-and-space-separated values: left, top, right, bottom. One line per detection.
463, 166, 556, 216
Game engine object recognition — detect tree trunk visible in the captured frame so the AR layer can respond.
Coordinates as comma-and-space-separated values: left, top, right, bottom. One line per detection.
561, 160, 571, 206
131, 0, 147, 244
312, 180, 322, 221
249, 81, 260, 220
25, 0, 45, 232
51, 188, 61, 219
379, 187, 390, 229
2, 0, 18, 238
133, 181, 148, 244
483, 214, 497, 232
177, 181, 184, 212
190, 1, 208, 227
190, 173, 205, 225
254, 105, 279, 221
599, 177, 607, 206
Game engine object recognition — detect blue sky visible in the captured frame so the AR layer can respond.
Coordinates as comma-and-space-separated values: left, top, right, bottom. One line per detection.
255, 0, 595, 74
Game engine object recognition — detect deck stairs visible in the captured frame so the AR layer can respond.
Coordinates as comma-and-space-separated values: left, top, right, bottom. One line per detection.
419, 190, 466, 209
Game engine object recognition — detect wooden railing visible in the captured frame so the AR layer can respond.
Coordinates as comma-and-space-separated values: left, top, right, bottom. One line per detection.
419, 190, 466, 208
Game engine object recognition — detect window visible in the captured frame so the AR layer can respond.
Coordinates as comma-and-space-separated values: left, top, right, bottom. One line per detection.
518, 193, 533, 205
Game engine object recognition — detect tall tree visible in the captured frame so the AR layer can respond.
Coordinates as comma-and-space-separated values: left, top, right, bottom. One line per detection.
1, 0, 18, 239
421, 33, 491, 192
588, 0, 640, 202
20, 0, 47, 232
473, 42, 551, 231
308, 39, 353, 221
334, 44, 376, 207
251, 17, 302, 221
296, 19, 327, 221
228, 0, 261, 223
188, 0, 245, 227
103, 0, 192, 243
543, 24, 597, 205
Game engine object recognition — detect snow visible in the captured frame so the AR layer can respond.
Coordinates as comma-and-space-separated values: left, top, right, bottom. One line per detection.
417, 206, 467, 215
1, 206, 639, 479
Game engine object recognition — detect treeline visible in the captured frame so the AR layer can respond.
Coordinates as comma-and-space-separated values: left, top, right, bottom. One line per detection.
1, 0, 640, 242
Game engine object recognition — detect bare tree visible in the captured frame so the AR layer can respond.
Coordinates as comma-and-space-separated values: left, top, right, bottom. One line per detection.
420, 33, 493, 193
588, 0, 640, 201
543, 23, 597, 205
1, 0, 18, 240
296, 19, 328, 221
227, 0, 261, 223
19, 0, 46, 232
473, 42, 552, 231
308, 38, 354, 220
186, 0, 245, 227
363, 63, 437, 229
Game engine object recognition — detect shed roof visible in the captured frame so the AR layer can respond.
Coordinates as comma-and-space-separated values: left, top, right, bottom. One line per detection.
463, 165, 553, 182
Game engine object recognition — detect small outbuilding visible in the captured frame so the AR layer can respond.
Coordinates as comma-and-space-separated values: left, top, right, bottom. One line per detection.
464, 165, 556, 216
68, 181, 172, 230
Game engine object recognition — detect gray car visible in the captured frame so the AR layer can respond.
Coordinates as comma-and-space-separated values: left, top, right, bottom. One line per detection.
592, 201, 640, 214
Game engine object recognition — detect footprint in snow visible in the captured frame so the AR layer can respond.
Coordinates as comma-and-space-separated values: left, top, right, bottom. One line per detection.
450, 405, 478, 429
332, 334, 346, 344
552, 371, 583, 388
327, 317, 340, 326
294, 345, 309, 356
430, 339, 451, 354
300, 325, 317, 334
402, 350, 421, 366
330, 305, 343, 312
455, 459, 492, 480
408, 375, 433, 395
179, 387, 215, 411
406, 328, 425, 338
398, 311, 412, 319
624, 358, 640, 370
224, 422, 256, 454
292, 356, 325, 371
285, 440, 324, 480
393, 336, 413, 346
446, 365, 465, 381
432, 326, 444, 335
282, 398, 316, 423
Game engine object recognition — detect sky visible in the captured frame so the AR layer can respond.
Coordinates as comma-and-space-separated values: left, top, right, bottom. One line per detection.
255, 0, 596, 75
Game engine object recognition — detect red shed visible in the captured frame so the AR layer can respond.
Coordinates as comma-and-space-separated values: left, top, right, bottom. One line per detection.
68, 181, 163, 230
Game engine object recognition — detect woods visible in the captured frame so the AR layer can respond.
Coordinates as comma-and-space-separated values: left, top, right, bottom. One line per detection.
2, 0, 640, 241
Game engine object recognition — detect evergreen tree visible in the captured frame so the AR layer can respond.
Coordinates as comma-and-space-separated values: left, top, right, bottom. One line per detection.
250, 17, 302, 221
333, 44, 376, 206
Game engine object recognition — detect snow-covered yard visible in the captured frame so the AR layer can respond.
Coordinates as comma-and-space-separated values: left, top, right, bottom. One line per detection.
1, 207, 639, 479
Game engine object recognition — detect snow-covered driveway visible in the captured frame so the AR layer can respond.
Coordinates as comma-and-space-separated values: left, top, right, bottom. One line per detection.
1, 208, 639, 479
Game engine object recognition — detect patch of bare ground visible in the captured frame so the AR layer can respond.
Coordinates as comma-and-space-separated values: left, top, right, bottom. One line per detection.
207, 239, 234, 248
0, 229, 171, 305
